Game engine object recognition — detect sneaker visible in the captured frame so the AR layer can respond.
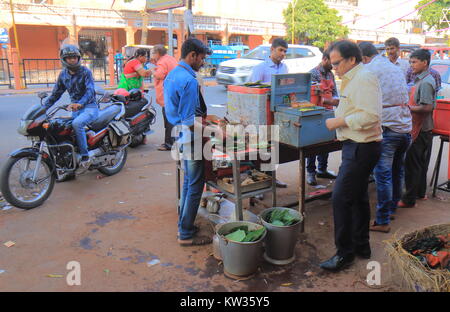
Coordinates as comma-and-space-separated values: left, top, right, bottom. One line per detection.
307, 173, 317, 186
275, 179, 288, 188
157, 144, 172, 151
316, 170, 337, 179
80, 156, 91, 169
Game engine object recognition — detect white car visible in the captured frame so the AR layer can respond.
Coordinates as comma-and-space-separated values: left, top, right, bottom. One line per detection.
430, 59, 450, 99
215, 44, 323, 86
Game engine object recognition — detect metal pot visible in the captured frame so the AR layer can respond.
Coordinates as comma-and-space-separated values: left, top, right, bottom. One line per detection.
206, 196, 222, 213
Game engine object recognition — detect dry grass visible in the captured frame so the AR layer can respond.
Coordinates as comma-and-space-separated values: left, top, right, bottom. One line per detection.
385, 224, 450, 292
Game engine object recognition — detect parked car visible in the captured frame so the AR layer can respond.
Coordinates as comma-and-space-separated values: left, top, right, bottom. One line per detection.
215, 44, 323, 86
430, 59, 450, 99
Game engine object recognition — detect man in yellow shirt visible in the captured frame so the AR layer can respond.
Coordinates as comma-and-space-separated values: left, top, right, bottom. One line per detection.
320, 40, 383, 272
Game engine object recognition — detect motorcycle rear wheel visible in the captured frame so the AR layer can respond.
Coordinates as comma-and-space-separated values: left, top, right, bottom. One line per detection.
97, 148, 127, 176
0, 156, 55, 209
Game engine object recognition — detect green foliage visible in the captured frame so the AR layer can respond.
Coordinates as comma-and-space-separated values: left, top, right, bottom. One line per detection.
283, 0, 349, 49
268, 208, 301, 226
224, 226, 266, 242
416, 0, 450, 30
242, 227, 266, 242
225, 229, 247, 242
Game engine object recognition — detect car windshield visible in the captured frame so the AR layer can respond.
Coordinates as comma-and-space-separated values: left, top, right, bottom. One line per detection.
431, 63, 450, 84
242, 46, 271, 60
242, 46, 313, 60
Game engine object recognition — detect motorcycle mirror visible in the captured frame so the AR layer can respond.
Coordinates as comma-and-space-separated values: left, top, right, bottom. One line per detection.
38, 92, 48, 100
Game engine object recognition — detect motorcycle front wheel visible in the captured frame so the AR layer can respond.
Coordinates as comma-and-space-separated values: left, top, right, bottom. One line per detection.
0, 155, 55, 209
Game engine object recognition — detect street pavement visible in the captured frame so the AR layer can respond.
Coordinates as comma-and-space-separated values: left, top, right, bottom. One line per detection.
0, 83, 448, 292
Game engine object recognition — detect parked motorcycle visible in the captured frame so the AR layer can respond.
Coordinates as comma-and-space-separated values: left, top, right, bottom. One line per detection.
0, 92, 131, 209
108, 88, 156, 148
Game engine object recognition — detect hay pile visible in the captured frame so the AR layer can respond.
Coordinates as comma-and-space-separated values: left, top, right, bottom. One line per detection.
385, 224, 450, 292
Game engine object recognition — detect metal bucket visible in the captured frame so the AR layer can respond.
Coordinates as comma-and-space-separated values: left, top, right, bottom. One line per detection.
260, 207, 303, 265
217, 221, 266, 277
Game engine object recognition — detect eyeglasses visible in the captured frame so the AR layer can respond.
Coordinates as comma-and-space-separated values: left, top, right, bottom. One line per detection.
331, 58, 344, 68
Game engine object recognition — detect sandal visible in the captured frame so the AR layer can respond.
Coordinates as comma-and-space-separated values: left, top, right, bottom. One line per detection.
178, 235, 212, 246
157, 144, 172, 151
177, 225, 199, 238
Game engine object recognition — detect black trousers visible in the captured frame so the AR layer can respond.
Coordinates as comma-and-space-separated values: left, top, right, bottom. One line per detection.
162, 107, 174, 147
402, 131, 433, 205
332, 140, 381, 257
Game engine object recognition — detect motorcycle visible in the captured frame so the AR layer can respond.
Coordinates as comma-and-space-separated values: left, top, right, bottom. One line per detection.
0, 92, 131, 209
107, 89, 156, 148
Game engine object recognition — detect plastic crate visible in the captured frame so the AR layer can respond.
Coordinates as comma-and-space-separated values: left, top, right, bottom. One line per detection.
226, 85, 273, 126
433, 99, 450, 136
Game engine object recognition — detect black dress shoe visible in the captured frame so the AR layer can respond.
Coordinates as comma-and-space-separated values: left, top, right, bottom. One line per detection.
275, 179, 288, 188
320, 254, 355, 272
316, 170, 337, 179
306, 173, 317, 186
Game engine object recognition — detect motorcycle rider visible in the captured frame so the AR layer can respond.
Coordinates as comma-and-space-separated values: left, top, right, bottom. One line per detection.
44, 44, 99, 169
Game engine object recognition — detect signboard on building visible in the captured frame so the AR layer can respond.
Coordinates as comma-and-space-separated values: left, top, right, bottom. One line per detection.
0, 28, 9, 44
135, 21, 179, 29
76, 17, 127, 28
145, 0, 185, 12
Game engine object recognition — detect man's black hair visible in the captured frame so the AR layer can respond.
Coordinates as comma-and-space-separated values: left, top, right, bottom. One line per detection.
329, 40, 362, 63
272, 38, 288, 49
358, 41, 378, 58
385, 37, 400, 48
322, 48, 330, 60
181, 38, 212, 59
410, 48, 431, 66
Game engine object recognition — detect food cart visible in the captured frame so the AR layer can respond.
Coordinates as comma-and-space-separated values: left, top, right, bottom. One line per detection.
175, 73, 341, 232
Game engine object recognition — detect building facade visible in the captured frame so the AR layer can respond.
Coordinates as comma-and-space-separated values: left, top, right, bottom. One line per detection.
0, 0, 445, 62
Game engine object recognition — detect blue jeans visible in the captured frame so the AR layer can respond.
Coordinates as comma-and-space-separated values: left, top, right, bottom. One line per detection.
306, 153, 329, 174
374, 129, 411, 225
72, 107, 99, 157
179, 158, 205, 240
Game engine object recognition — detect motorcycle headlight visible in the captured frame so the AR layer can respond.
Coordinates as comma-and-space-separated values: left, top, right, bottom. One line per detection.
18, 120, 32, 136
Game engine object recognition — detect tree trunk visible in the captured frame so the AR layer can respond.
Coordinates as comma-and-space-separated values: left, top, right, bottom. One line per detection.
140, 12, 149, 45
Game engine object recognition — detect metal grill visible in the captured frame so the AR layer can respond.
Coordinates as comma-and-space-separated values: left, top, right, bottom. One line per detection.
219, 66, 236, 74
0, 58, 12, 88
22, 58, 108, 87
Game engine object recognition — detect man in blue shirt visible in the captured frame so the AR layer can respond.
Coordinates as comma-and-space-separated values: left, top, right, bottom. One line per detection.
45, 44, 98, 167
250, 38, 288, 84
250, 38, 289, 188
164, 38, 214, 246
